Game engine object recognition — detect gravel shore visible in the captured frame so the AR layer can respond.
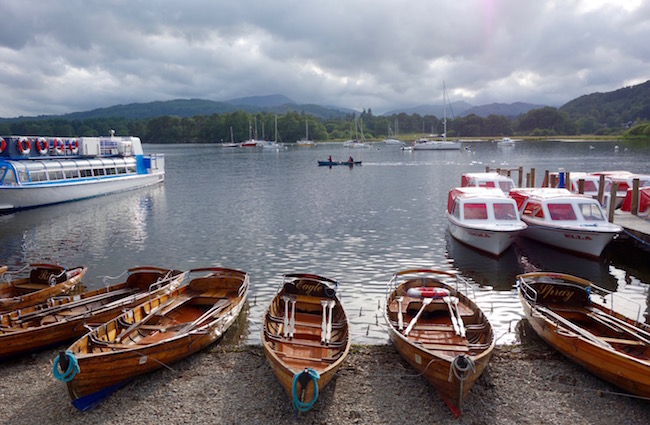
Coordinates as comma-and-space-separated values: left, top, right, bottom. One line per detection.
1, 331, 648, 425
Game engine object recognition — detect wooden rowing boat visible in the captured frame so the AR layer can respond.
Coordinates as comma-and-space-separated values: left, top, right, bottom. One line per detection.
384, 269, 495, 416
0, 263, 86, 312
261, 273, 350, 413
0, 266, 185, 360
517, 271, 650, 397
53, 267, 249, 411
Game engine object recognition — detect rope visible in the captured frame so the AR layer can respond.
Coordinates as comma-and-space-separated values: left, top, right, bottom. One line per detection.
448, 354, 475, 382
52, 351, 79, 382
622, 229, 650, 247
291, 368, 320, 413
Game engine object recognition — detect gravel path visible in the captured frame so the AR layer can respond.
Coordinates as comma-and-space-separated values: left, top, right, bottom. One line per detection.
1, 335, 648, 425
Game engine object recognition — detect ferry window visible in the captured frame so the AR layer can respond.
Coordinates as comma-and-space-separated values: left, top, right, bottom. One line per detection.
127, 165, 136, 173
499, 181, 514, 192
522, 202, 543, 218
578, 203, 604, 221
479, 182, 495, 188
116, 166, 127, 174
65, 169, 79, 179
464, 203, 488, 220
93, 168, 106, 176
451, 200, 460, 219
548, 203, 577, 221
493, 203, 517, 220
30, 171, 47, 182
2, 167, 17, 185
80, 169, 93, 177
48, 170, 64, 180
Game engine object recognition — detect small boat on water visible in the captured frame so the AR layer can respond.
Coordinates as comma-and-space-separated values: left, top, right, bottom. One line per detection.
0, 267, 185, 360
0, 131, 164, 212
317, 160, 362, 166
261, 273, 350, 413
384, 269, 495, 416
517, 272, 650, 398
412, 138, 461, 150
0, 263, 86, 312
509, 187, 622, 258
461, 172, 517, 193
496, 137, 515, 146
446, 187, 527, 256
53, 267, 249, 411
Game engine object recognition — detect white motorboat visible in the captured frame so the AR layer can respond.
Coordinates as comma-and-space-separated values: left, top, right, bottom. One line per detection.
0, 132, 164, 212
496, 137, 515, 146
412, 82, 460, 151
461, 172, 516, 193
590, 171, 650, 208
509, 188, 622, 258
446, 187, 527, 256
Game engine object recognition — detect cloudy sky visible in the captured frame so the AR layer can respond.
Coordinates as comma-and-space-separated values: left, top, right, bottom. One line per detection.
1, 0, 648, 118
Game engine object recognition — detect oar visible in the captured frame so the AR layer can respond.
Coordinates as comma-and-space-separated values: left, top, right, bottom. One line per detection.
396, 296, 404, 331
444, 296, 460, 336
289, 295, 297, 339
320, 300, 328, 343
452, 297, 466, 338
325, 300, 335, 344
404, 298, 432, 336
282, 295, 290, 338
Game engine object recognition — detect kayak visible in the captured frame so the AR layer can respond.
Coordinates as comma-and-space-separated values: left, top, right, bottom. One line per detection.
317, 161, 362, 166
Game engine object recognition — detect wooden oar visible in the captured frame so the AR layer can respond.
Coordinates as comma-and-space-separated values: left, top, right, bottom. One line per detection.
396, 296, 404, 331
536, 306, 612, 349
444, 296, 460, 336
404, 298, 432, 336
289, 295, 297, 338
587, 308, 650, 345
115, 296, 185, 343
452, 297, 466, 338
320, 300, 328, 343
325, 300, 335, 344
282, 295, 290, 338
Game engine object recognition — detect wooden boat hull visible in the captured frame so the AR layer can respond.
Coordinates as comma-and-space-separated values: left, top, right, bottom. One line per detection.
518, 272, 650, 397
55, 267, 249, 410
384, 269, 495, 415
262, 273, 350, 412
0, 267, 185, 360
0, 264, 86, 312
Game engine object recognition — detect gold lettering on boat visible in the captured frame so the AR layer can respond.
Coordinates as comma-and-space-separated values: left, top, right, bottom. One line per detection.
537, 284, 575, 302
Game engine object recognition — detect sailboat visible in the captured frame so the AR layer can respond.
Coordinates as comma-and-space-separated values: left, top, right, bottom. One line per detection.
343, 118, 370, 148
383, 119, 403, 146
261, 115, 284, 149
413, 82, 461, 151
297, 120, 315, 146
221, 127, 239, 147
241, 118, 262, 147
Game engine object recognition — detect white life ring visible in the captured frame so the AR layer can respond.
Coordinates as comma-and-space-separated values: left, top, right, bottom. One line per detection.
69, 139, 79, 154
406, 287, 450, 299
36, 137, 48, 155
17, 137, 31, 155
52, 138, 64, 155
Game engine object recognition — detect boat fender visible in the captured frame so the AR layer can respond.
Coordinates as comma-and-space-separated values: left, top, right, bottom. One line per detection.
52, 351, 80, 382
69, 139, 79, 154
406, 287, 450, 299
0, 138, 6, 153
36, 137, 48, 155
52, 138, 64, 155
291, 368, 320, 413
17, 137, 31, 155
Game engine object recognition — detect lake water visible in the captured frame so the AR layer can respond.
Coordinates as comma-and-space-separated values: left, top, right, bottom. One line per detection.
1, 140, 649, 345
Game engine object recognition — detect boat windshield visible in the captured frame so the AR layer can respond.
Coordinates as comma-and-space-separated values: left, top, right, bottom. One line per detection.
577, 202, 605, 221
463, 203, 488, 220
493, 203, 518, 220
548, 203, 577, 221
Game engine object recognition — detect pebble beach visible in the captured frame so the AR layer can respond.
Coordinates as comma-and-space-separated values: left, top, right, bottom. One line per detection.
1, 326, 649, 425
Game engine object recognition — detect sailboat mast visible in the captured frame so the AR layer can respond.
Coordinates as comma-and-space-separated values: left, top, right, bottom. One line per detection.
443, 81, 447, 141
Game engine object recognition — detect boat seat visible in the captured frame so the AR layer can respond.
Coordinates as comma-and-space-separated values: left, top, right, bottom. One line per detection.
264, 330, 346, 349
416, 342, 470, 352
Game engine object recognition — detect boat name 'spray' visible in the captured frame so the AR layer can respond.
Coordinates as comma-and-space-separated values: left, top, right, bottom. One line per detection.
537, 284, 576, 302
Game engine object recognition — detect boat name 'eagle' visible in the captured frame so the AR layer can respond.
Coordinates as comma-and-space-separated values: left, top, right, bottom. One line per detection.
537, 284, 576, 303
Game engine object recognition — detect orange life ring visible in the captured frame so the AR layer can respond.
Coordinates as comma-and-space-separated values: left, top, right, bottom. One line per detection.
0, 138, 6, 153
69, 139, 79, 154
36, 137, 48, 155
52, 138, 64, 155
17, 137, 31, 155
406, 287, 450, 299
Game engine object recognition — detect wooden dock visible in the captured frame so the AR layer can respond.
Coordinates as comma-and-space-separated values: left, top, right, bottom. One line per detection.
614, 213, 650, 246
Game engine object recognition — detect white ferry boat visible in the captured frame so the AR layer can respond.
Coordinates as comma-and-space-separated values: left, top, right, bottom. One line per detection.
461, 172, 517, 193
509, 188, 621, 258
446, 187, 527, 256
0, 132, 164, 212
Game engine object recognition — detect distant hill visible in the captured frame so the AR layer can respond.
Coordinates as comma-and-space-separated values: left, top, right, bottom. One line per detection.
559, 79, 650, 124
226, 94, 295, 107
384, 101, 545, 118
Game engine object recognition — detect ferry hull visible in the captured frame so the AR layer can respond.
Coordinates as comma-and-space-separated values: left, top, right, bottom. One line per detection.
521, 222, 618, 257
447, 219, 523, 256
0, 172, 163, 212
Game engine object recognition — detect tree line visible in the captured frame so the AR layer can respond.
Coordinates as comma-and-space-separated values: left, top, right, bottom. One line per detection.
0, 107, 644, 143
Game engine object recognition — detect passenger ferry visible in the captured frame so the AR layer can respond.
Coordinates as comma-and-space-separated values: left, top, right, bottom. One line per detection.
0, 131, 164, 212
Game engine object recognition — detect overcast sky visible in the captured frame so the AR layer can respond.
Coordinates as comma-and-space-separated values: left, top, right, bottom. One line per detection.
1, 0, 648, 118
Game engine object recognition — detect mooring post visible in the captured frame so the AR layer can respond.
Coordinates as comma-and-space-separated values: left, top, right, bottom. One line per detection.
631, 178, 640, 216
608, 182, 618, 222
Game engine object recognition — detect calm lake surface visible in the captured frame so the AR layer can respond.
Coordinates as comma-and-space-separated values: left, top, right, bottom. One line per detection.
1, 139, 649, 345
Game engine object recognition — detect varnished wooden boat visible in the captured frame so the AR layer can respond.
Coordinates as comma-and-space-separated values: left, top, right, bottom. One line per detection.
0, 263, 86, 312
517, 271, 650, 397
262, 273, 350, 413
0, 266, 185, 360
53, 267, 249, 411
384, 269, 495, 416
